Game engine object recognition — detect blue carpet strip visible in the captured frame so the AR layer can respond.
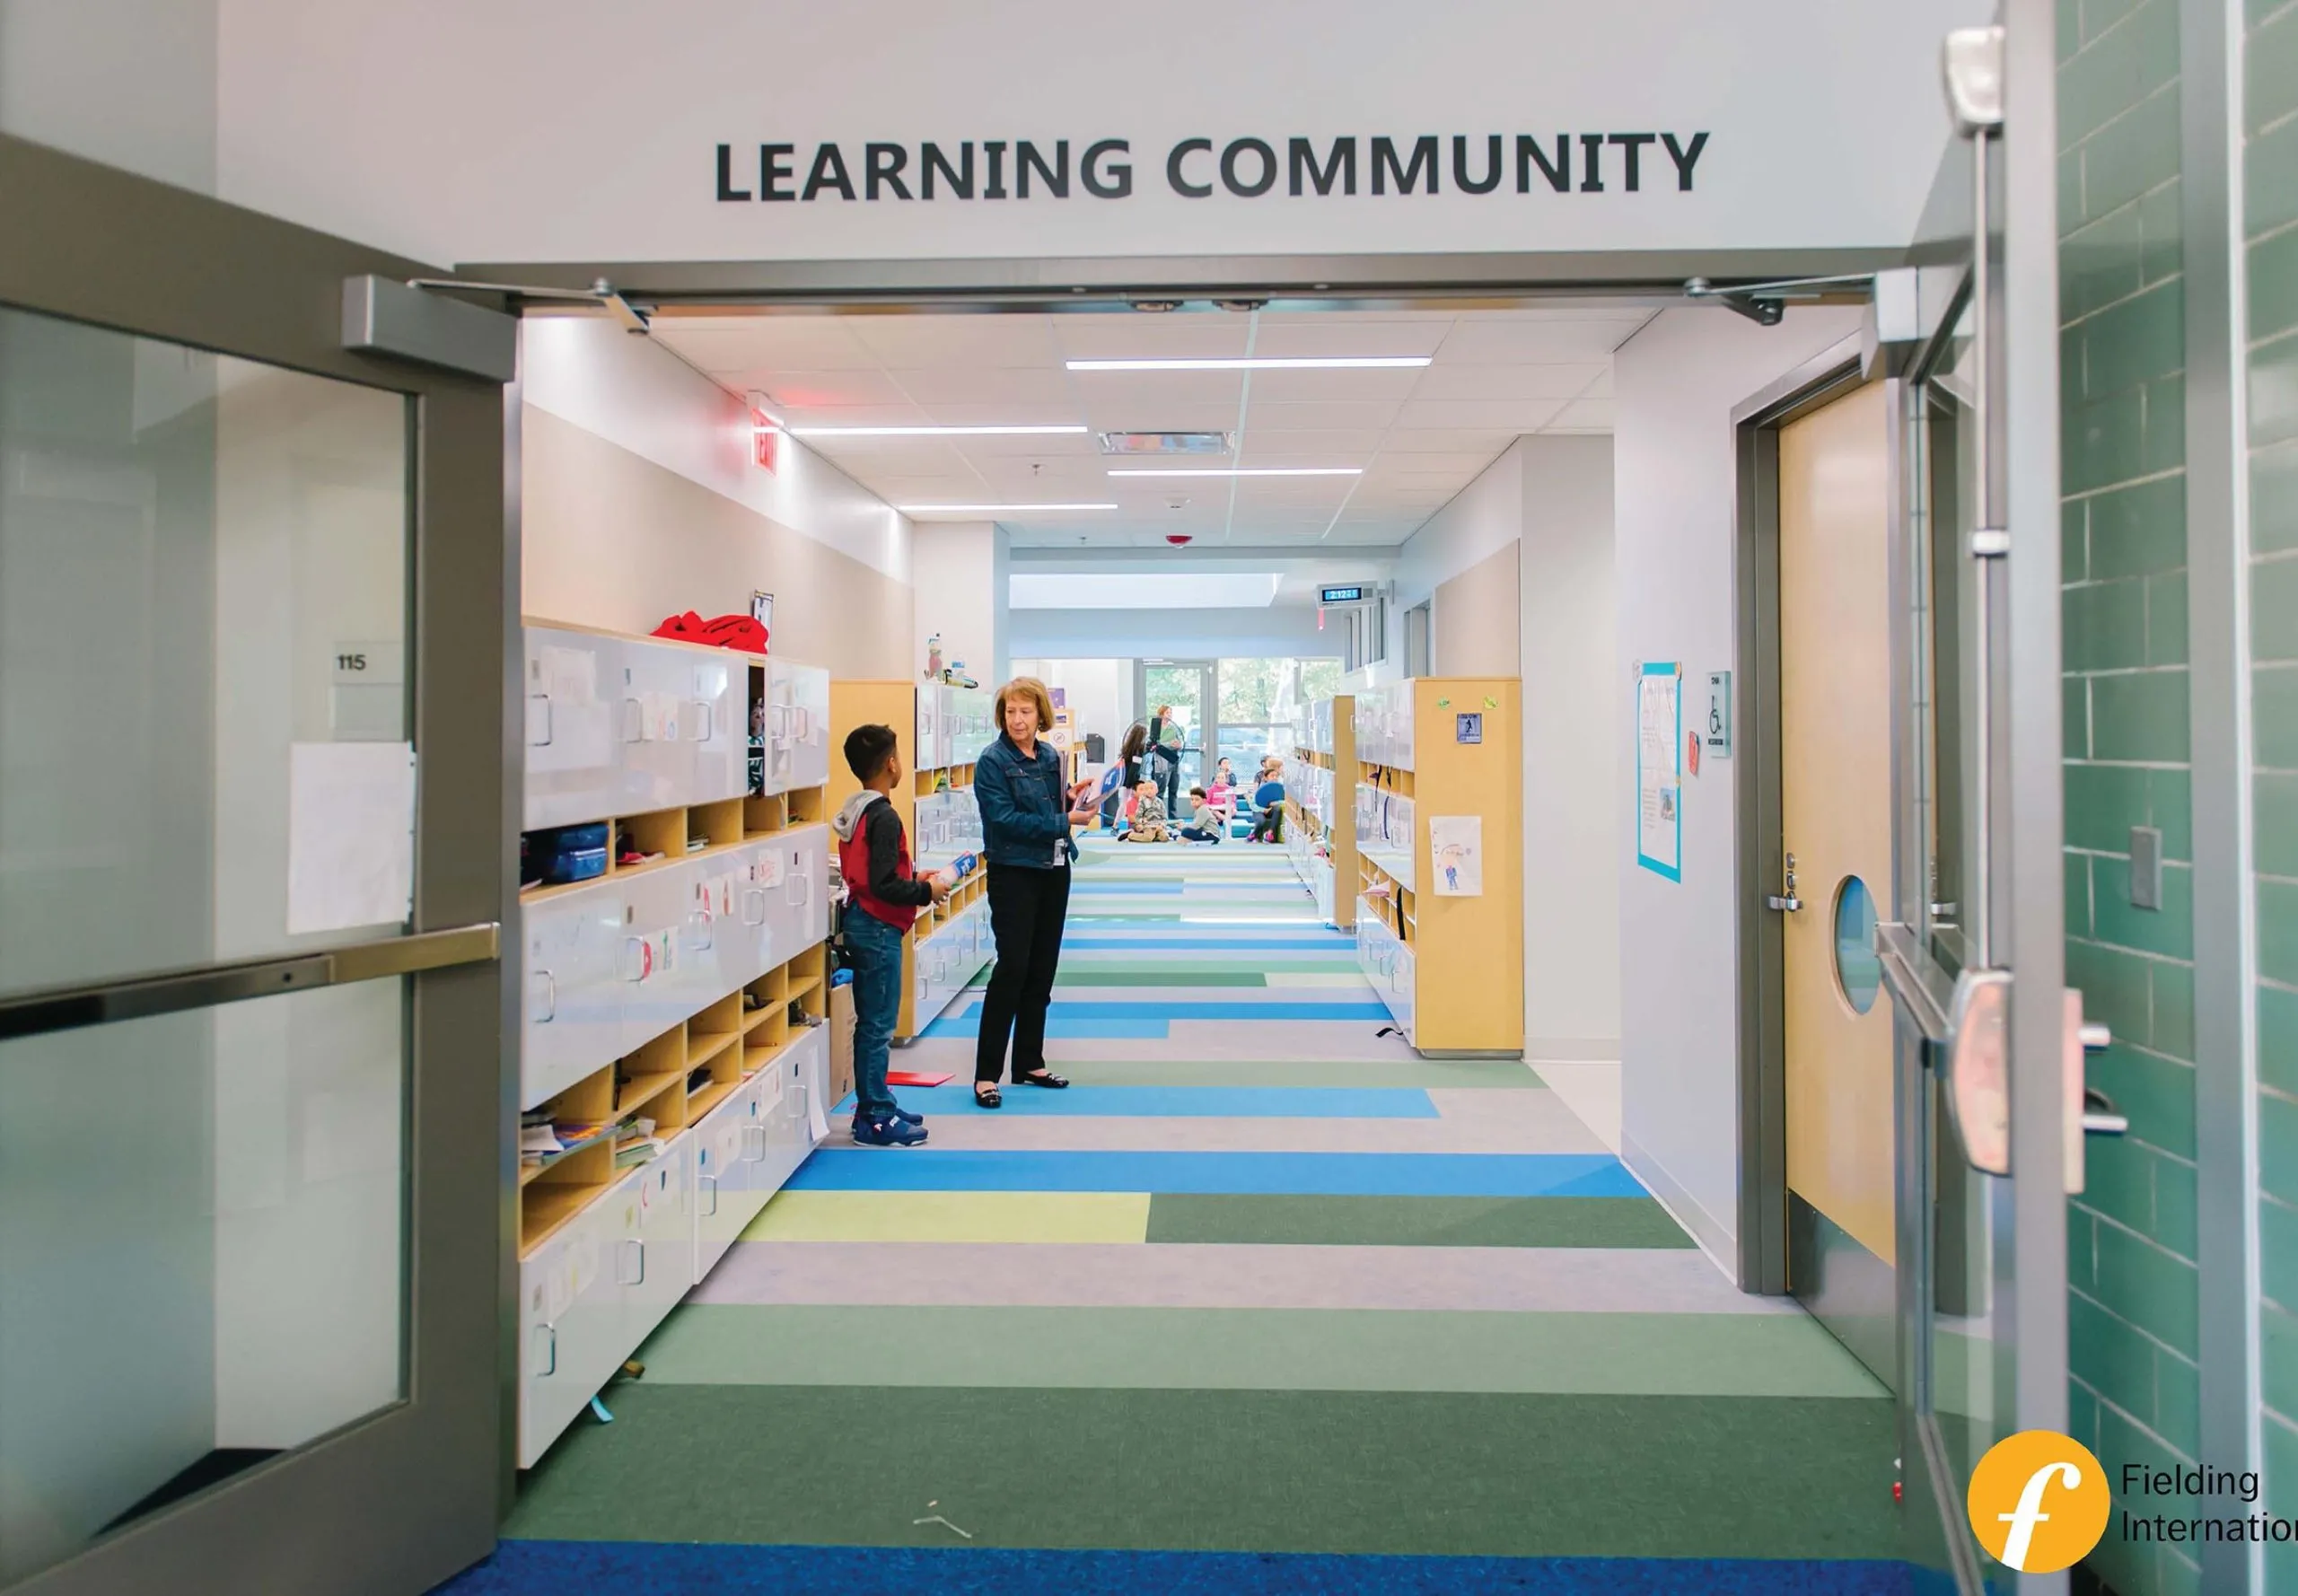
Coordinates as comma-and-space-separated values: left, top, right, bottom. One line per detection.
435, 1541, 1916, 1595
858, 1084, 1441, 1118
786, 1149, 1643, 1197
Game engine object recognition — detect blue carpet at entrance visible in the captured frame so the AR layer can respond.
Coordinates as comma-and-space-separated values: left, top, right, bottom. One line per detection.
785, 1148, 1645, 1196
444, 1541, 1916, 1595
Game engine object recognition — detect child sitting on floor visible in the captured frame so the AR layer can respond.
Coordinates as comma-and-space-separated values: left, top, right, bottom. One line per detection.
1125, 779, 1171, 843
1178, 785, 1227, 844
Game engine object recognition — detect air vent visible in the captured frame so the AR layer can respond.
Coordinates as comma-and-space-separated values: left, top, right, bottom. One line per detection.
1098, 431, 1233, 456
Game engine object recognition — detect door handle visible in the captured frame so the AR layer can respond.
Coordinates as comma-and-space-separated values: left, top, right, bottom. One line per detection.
691, 698, 715, 741
532, 1322, 557, 1377
618, 1238, 645, 1286
531, 969, 557, 1022
742, 888, 767, 925
1766, 895, 1803, 913
2083, 1086, 2128, 1136
742, 1124, 767, 1162
528, 695, 554, 747
699, 1171, 719, 1216
621, 697, 646, 743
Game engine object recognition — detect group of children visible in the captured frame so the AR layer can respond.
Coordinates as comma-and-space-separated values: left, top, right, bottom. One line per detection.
1118, 756, 1287, 846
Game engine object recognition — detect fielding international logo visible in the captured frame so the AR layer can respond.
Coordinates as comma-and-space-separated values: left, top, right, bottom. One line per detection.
1966, 1431, 2111, 1573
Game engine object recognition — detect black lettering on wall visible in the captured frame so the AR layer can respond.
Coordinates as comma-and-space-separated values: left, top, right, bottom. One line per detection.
1372, 135, 1438, 196
1082, 138, 1133, 197
1221, 137, 1277, 197
1662, 132, 1710, 190
803, 143, 856, 201
1168, 137, 1214, 197
762, 143, 797, 201
1018, 139, 1070, 198
865, 143, 913, 200
1288, 136, 1357, 196
1452, 134, 1502, 195
1578, 133, 1606, 192
1516, 134, 1569, 193
922, 142, 974, 199
1608, 133, 1657, 191
985, 140, 1009, 199
716, 144, 752, 202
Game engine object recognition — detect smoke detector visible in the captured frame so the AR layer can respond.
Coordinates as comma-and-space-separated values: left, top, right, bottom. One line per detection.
1166, 534, 1194, 547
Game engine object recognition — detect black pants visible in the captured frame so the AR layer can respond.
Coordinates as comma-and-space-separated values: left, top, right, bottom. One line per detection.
976, 863, 1073, 1084
1250, 805, 1283, 843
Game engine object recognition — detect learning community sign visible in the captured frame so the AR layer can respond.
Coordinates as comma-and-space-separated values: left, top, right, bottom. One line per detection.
207, 0, 1982, 267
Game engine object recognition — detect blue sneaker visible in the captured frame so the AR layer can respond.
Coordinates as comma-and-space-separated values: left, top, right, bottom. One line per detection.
890, 1103, 926, 1126
852, 1115, 928, 1147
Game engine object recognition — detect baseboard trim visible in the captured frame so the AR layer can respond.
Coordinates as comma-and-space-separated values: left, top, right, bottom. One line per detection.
1619, 1129, 1739, 1286
1525, 1038, 1622, 1064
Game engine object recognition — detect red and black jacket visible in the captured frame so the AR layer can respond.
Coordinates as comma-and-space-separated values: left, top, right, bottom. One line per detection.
837, 794, 934, 931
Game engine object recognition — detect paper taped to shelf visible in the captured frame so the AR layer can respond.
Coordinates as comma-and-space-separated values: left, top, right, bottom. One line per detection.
1428, 815, 1483, 897
287, 741, 416, 934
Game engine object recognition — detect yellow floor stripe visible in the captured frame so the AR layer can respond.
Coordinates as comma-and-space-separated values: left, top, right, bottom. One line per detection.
740, 1189, 1152, 1244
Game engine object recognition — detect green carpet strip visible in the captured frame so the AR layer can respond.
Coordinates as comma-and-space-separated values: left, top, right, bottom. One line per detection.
504, 1386, 1905, 1560
1145, 1193, 1697, 1248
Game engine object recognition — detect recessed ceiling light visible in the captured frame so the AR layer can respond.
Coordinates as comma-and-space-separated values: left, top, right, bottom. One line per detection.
787, 424, 1089, 437
1066, 356, 1430, 372
897, 503, 1118, 515
1108, 467, 1363, 478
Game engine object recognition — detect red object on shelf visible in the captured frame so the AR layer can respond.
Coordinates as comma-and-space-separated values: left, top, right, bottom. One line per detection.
651, 610, 768, 653
886, 1071, 954, 1088
1890, 1482, 1903, 1503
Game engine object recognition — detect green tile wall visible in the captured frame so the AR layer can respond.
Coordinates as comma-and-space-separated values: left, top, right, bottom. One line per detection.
2254, 0, 2298, 1584
2061, 1, 2200, 1589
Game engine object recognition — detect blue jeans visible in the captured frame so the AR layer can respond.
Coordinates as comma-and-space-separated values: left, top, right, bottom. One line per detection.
845, 908, 906, 1120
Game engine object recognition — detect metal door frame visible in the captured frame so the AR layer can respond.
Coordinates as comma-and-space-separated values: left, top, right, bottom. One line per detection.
1136, 658, 1218, 791
0, 134, 514, 1596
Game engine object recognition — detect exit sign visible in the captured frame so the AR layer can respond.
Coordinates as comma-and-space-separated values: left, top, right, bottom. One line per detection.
1320, 585, 1365, 604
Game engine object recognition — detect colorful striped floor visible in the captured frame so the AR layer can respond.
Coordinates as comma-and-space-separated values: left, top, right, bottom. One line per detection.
444, 839, 1906, 1592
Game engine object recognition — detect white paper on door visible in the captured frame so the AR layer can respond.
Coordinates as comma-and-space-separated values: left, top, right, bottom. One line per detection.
287, 741, 417, 934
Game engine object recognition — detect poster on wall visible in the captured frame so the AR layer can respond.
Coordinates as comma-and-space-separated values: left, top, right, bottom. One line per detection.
1429, 815, 1484, 897
1636, 662, 1682, 882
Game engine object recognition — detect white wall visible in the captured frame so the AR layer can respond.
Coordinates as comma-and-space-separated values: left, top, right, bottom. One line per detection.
521, 316, 910, 584
0, 0, 220, 195
1610, 303, 1863, 1268
913, 522, 1009, 685
1517, 435, 1620, 1061
1012, 658, 1132, 759
1011, 603, 1339, 660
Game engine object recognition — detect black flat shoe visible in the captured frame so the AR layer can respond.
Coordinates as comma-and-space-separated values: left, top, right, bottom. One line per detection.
1014, 1070, 1070, 1089
973, 1085, 1003, 1109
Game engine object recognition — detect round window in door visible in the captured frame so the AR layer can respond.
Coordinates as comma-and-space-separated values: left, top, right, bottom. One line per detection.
1833, 875, 1882, 1014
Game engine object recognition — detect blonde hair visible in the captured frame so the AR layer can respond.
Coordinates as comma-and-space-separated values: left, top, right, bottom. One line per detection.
996, 676, 1056, 736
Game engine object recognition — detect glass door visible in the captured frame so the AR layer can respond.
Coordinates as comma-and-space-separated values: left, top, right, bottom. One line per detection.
1882, 22, 2111, 1588
1138, 659, 1215, 805
0, 137, 507, 1596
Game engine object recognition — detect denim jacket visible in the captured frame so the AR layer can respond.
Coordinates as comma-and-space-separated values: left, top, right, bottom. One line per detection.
975, 732, 1077, 869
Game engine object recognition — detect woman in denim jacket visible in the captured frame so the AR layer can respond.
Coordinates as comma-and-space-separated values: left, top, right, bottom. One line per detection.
970, 678, 1098, 1108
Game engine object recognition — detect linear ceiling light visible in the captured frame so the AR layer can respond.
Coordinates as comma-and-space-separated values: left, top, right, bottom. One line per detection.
1066, 356, 1430, 372
1108, 467, 1362, 478
897, 503, 1118, 514
786, 424, 1088, 437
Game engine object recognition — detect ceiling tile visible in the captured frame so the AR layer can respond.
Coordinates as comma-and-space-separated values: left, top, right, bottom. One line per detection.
1245, 365, 1425, 403
890, 366, 1075, 407
849, 314, 1062, 368
1406, 363, 1608, 401
1247, 320, 1451, 359
1395, 398, 1567, 431
1431, 317, 1651, 364
1379, 428, 1516, 453
782, 403, 937, 430
1245, 399, 1402, 431
1052, 315, 1253, 360
917, 400, 1084, 429
1581, 367, 1615, 399
750, 369, 913, 408
1234, 427, 1388, 456
1360, 450, 1495, 476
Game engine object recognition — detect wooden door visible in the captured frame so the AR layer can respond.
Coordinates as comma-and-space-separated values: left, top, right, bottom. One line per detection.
1778, 380, 1897, 1267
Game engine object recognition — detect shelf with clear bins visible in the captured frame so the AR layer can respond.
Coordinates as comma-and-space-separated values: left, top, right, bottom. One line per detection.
830, 681, 999, 1043
1349, 677, 1522, 1057
1285, 692, 1355, 929
514, 620, 835, 1470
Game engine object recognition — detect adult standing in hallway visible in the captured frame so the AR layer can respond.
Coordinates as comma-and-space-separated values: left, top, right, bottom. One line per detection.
1106, 720, 1151, 831
1149, 703, 1183, 818
972, 677, 1098, 1108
